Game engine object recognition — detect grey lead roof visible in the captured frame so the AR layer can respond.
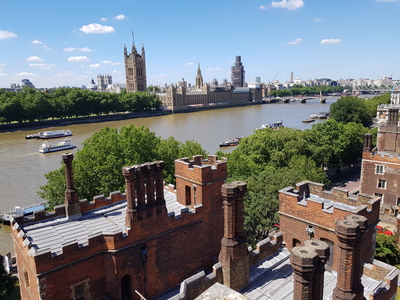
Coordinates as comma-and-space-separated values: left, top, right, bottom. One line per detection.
241, 249, 385, 300
17, 189, 187, 257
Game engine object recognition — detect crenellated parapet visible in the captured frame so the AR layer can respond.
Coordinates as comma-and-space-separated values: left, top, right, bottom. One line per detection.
279, 181, 380, 229
175, 155, 227, 208
249, 232, 283, 265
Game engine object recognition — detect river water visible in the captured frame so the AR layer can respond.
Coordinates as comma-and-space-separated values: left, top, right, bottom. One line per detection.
0, 98, 336, 254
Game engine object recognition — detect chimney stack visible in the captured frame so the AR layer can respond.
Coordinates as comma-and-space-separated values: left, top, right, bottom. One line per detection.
219, 182, 249, 290
62, 153, 81, 219
363, 133, 372, 152
332, 218, 363, 300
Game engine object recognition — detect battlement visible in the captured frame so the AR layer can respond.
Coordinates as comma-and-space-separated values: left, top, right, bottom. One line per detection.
175, 155, 227, 181
363, 150, 400, 163
279, 181, 380, 228
250, 232, 283, 265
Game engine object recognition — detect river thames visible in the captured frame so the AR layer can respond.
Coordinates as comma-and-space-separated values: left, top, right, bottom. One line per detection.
0, 98, 336, 254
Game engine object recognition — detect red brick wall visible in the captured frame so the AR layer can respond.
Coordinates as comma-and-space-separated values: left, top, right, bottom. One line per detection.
13, 156, 228, 300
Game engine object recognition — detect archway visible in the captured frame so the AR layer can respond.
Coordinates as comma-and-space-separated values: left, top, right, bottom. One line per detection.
121, 275, 132, 300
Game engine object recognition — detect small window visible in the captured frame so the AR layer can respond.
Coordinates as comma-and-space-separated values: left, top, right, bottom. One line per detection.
377, 179, 386, 189
24, 270, 29, 287
376, 165, 384, 174
374, 193, 384, 204
74, 285, 85, 300
397, 198, 400, 206
293, 238, 301, 247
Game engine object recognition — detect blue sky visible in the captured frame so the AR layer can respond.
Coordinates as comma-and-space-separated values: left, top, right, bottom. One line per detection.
0, 0, 399, 89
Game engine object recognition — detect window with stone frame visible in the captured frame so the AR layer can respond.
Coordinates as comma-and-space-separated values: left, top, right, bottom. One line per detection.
377, 179, 386, 189
374, 193, 384, 204
375, 165, 385, 174
71, 279, 89, 300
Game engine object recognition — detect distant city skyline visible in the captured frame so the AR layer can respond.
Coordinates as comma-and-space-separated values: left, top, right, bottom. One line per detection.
1, 0, 399, 89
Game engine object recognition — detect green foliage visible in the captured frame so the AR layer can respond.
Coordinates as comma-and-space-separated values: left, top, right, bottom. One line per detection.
375, 233, 400, 265
38, 125, 208, 208
0, 256, 17, 297
0, 88, 162, 124
269, 85, 344, 98
330, 96, 370, 126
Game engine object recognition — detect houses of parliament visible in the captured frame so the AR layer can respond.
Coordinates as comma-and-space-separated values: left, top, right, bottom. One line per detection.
124, 41, 262, 111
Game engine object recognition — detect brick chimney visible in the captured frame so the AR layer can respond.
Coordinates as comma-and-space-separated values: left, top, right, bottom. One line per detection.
123, 166, 136, 230
62, 153, 81, 219
363, 133, 372, 152
291, 239, 329, 300
344, 214, 367, 298
218, 181, 250, 291
303, 240, 330, 300
332, 218, 363, 300
291, 246, 318, 300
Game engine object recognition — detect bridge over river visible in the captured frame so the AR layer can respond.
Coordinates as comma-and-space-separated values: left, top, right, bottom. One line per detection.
264, 96, 335, 104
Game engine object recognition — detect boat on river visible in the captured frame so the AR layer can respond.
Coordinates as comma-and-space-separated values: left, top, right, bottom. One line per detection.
38, 129, 72, 139
39, 139, 77, 153
257, 120, 283, 130
219, 137, 242, 147
1, 203, 45, 225
302, 119, 315, 123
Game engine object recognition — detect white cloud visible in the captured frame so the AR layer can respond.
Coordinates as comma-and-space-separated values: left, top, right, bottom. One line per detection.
321, 39, 342, 44
154, 74, 167, 77
113, 14, 126, 20
271, 0, 304, 10
32, 40, 43, 45
89, 64, 101, 68
287, 38, 303, 45
67, 56, 90, 62
207, 68, 222, 71
26, 56, 44, 62
377, 0, 395, 2
0, 73, 6, 76
101, 60, 122, 65
0, 30, 17, 40
101, 17, 108, 22
314, 18, 323, 22
63, 47, 94, 52
79, 23, 115, 34
259, 5, 267, 10
29, 63, 55, 69
186, 62, 194, 66
16, 72, 37, 77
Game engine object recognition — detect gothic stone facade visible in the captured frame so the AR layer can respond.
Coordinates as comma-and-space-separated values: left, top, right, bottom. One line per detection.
124, 43, 147, 93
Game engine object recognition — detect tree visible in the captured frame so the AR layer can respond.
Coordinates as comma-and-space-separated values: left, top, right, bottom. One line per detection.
0, 255, 17, 297
38, 125, 207, 208
374, 233, 400, 265
329, 96, 370, 126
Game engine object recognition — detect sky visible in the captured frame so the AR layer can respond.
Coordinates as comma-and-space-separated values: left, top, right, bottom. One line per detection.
0, 0, 399, 89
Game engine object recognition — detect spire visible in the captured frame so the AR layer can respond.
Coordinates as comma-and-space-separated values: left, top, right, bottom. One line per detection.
195, 63, 203, 89
124, 44, 127, 56
142, 44, 145, 57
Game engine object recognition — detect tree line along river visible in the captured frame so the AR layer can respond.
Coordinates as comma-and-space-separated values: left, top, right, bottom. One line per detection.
0, 98, 337, 254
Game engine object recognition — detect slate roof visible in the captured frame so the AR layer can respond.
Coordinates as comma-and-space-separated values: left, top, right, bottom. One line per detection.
16, 189, 186, 257
241, 249, 386, 300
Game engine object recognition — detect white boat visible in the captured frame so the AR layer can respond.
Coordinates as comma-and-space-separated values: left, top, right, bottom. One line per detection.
257, 120, 283, 130
39, 139, 77, 153
37, 129, 72, 139
1, 203, 45, 225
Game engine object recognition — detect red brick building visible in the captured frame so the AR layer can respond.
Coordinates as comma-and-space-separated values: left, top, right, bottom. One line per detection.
11, 153, 399, 300
279, 181, 379, 272
360, 108, 400, 221
12, 154, 230, 300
